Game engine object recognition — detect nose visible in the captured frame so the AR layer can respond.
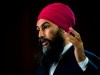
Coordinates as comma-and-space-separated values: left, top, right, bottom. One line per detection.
38, 29, 45, 38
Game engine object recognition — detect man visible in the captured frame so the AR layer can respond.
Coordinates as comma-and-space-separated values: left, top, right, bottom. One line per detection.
35, 2, 100, 75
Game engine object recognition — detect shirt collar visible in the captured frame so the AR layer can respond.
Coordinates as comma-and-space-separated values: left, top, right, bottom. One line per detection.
59, 42, 72, 57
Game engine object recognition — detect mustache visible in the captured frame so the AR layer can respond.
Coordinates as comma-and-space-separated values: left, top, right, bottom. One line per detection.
39, 38, 48, 43
39, 37, 50, 46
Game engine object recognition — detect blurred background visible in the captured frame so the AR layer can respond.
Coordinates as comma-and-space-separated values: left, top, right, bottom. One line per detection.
2, 0, 100, 75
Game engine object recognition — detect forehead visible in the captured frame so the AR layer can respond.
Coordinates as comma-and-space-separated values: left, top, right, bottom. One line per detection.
37, 19, 52, 27
36, 19, 57, 27
37, 19, 48, 27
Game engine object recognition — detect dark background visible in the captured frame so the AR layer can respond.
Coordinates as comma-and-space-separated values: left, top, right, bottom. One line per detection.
2, 0, 100, 75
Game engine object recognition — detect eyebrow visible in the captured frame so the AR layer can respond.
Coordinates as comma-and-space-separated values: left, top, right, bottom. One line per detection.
37, 22, 49, 28
41, 22, 50, 27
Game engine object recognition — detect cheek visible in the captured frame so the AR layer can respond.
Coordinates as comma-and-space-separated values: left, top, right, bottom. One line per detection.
45, 29, 57, 40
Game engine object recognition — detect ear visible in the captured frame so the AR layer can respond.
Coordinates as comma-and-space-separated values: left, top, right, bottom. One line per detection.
59, 28, 66, 33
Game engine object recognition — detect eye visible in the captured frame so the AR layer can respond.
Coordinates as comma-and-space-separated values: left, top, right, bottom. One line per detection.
42, 23, 50, 29
43, 25, 49, 29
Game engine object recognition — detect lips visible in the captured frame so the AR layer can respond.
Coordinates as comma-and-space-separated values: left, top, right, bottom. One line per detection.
42, 41, 48, 46
40, 38, 48, 46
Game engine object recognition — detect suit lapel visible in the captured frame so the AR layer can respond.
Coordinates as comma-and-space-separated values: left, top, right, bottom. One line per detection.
53, 45, 77, 75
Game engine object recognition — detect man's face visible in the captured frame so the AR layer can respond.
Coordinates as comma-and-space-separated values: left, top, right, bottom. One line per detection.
36, 19, 64, 62
37, 19, 60, 46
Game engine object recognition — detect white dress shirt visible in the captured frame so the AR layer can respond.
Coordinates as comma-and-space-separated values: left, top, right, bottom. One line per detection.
49, 43, 89, 75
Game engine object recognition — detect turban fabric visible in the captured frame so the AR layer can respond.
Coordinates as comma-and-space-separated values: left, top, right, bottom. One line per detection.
37, 3, 75, 33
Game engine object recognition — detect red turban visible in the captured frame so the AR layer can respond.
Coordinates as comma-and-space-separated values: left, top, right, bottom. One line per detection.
37, 2, 75, 33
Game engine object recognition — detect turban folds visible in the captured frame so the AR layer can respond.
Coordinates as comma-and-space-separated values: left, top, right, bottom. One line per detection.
37, 3, 75, 33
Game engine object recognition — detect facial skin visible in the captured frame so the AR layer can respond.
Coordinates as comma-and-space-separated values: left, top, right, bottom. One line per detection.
37, 19, 60, 46
37, 19, 65, 53
36, 19, 69, 46
36, 19, 67, 65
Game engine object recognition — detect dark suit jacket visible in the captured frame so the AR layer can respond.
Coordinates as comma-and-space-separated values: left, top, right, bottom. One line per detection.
36, 46, 100, 75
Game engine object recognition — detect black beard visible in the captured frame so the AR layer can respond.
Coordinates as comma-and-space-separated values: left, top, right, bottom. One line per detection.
39, 30, 64, 72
